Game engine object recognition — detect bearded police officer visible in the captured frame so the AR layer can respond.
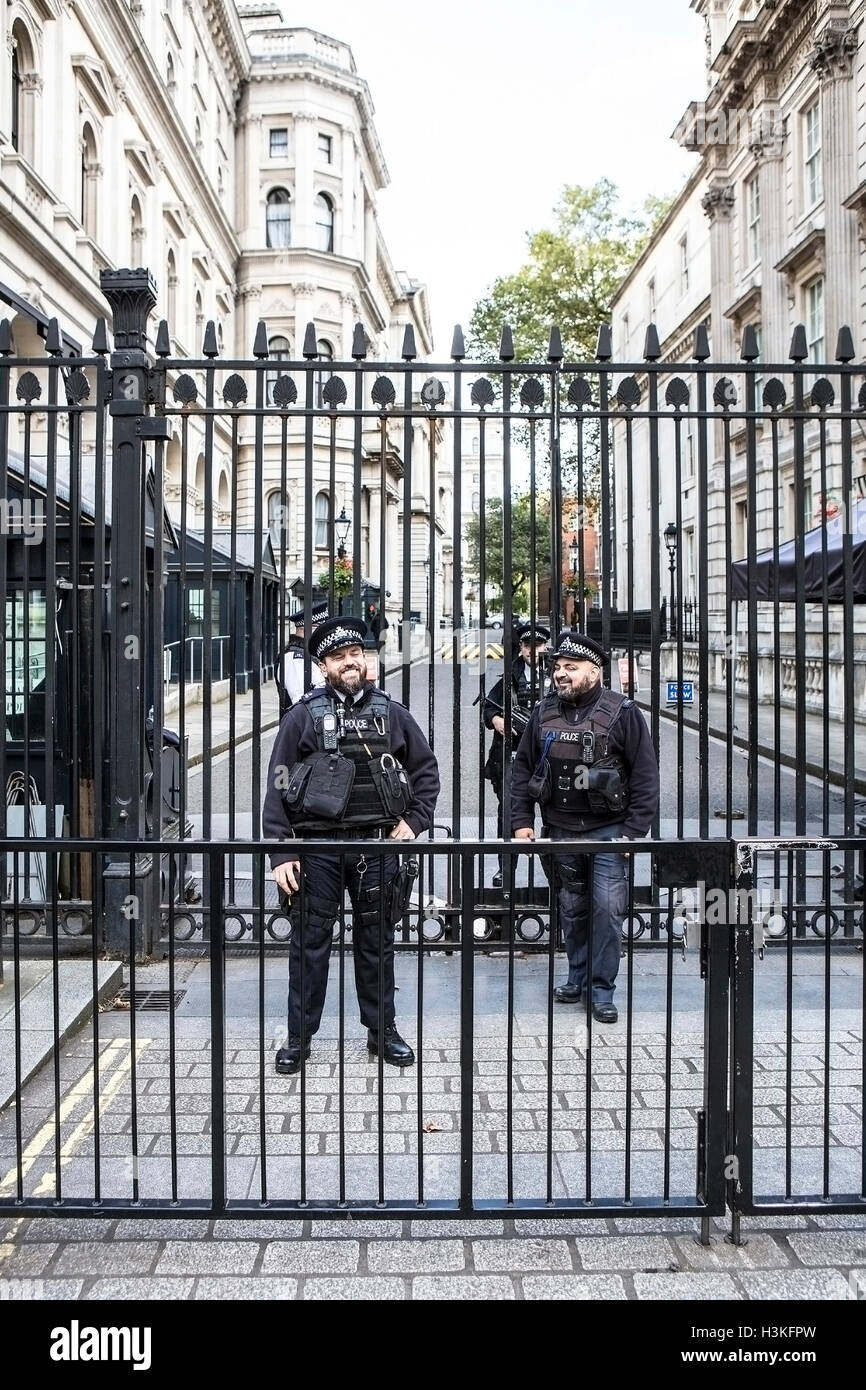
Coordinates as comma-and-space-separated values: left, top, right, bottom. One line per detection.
482, 621, 550, 886
263, 617, 440, 1073
511, 629, 658, 1023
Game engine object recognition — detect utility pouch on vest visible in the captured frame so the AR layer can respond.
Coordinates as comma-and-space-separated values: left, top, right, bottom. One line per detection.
586, 759, 629, 814
527, 762, 551, 804
281, 761, 312, 811
302, 752, 356, 818
390, 857, 418, 924
371, 754, 412, 820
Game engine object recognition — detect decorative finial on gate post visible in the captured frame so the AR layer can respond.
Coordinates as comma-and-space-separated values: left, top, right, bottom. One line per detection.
99, 268, 157, 352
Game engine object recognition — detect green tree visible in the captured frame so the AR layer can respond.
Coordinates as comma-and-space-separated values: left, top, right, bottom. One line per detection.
468, 179, 675, 362
465, 494, 552, 612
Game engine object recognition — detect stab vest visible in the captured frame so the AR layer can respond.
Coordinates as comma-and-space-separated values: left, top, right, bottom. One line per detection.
289, 688, 399, 831
536, 688, 631, 821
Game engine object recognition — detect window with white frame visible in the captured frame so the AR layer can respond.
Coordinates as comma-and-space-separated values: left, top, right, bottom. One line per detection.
315, 339, 334, 408
679, 236, 689, 296
317, 132, 333, 163
270, 127, 288, 159
267, 491, 289, 547
647, 279, 656, 324
266, 188, 291, 248
745, 173, 760, 265
788, 476, 813, 537
804, 99, 822, 208
265, 334, 291, 405
314, 192, 334, 252
806, 278, 824, 362
622, 312, 630, 357
314, 491, 330, 549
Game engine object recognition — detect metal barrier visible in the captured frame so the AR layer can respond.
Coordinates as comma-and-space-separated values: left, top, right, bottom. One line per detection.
0, 836, 861, 1228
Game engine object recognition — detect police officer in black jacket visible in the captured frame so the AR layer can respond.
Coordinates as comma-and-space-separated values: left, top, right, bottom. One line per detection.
263, 617, 440, 1074
511, 629, 659, 1023
482, 621, 550, 886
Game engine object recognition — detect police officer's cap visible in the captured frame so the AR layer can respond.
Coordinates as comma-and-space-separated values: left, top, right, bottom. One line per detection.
549, 629, 609, 668
309, 616, 368, 662
516, 621, 550, 644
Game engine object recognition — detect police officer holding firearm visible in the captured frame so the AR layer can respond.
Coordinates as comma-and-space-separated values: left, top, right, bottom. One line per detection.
263, 617, 440, 1074
510, 629, 659, 1023
482, 621, 550, 886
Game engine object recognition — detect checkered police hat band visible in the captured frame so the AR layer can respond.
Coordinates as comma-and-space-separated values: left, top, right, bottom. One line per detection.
315, 626, 363, 659
556, 638, 602, 666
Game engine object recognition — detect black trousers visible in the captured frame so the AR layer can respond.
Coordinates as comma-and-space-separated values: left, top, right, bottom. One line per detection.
287, 848, 399, 1037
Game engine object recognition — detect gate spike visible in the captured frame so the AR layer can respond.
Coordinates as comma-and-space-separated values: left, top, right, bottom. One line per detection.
450, 325, 465, 360
498, 324, 514, 361
643, 323, 661, 360
693, 323, 710, 360
401, 324, 417, 361
595, 324, 612, 361
835, 325, 856, 362
91, 317, 110, 355
547, 325, 563, 362
154, 320, 171, 357
202, 320, 219, 357
351, 322, 368, 359
45, 316, 63, 355
0, 319, 15, 356
253, 320, 269, 359
789, 324, 808, 361
740, 323, 759, 361
302, 321, 318, 359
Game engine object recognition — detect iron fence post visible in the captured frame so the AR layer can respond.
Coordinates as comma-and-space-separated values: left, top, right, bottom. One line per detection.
100, 267, 158, 957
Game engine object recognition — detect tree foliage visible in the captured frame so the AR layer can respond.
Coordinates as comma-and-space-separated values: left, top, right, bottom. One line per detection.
464, 494, 552, 612
468, 179, 676, 362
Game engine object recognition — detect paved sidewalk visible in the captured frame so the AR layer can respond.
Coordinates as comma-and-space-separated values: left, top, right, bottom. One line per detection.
0, 953, 862, 1301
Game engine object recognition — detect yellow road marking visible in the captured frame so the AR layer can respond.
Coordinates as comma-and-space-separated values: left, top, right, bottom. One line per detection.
0, 1037, 149, 1209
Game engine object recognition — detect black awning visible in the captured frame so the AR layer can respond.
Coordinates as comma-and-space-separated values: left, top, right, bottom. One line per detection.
730, 498, 866, 603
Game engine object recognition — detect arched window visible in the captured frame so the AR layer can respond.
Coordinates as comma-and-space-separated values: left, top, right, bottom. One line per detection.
194, 116, 203, 156
11, 45, 20, 151
10, 20, 36, 162
166, 247, 177, 331
266, 188, 291, 248
315, 338, 334, 408
266, 334, 291, 405
166, 51, 176, 94
314, 192, 334, 252
267, 491, 290, 547
314, 491, 330, 549
130, 194, 144, 267
80, 122, 99, 237
194, 290, 203, 349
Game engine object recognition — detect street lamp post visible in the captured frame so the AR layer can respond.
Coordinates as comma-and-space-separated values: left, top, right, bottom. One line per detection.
569, 531, 579, 626
335, 505, 351, 616
664, 520, 678, 640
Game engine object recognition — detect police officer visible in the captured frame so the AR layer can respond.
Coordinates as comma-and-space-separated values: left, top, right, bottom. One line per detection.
511, 629, 659, 1023
279, 609, 325, 713
482, 621, 550, 886
263, 616, 440, 1074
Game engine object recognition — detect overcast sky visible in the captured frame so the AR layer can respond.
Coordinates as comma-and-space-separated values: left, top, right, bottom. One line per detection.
283, 0, 706, 355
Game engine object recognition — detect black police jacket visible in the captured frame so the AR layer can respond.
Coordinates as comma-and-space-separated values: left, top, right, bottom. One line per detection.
263, 681, 440, 867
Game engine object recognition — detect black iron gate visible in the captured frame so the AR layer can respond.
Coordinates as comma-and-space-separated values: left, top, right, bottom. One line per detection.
0, 267, 862, 1222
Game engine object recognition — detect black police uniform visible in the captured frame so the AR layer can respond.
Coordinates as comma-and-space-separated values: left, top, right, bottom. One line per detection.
482, 623, 549, 879
511, 630, 658, 1018
263, 673, 439, 1052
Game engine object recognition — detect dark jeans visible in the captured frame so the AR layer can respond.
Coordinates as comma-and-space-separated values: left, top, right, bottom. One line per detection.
287, 848, 398, 1037
543, 822, 627, 1005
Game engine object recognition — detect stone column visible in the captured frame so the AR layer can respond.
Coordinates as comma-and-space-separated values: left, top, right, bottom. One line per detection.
811, 17, 859, 349
701, 180, 736, 360
752, 93, 788, 362
293, 113, 316, 248
340, 128, 354, 258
